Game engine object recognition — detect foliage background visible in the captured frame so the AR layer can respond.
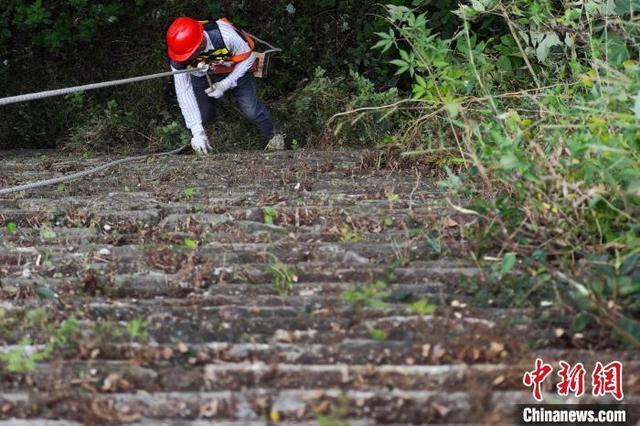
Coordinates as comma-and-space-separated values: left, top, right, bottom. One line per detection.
0, 0, 428, 151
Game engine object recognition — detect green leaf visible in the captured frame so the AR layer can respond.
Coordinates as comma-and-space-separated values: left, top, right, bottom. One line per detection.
184, 239, 198, 249
6, 223, 17, 234
607, 33, 630, 67
39, 227, 57, 240
497, 55, 512, 72
389, 59, 409, 75
535, 32, 561, 62
263, 207, 277, 225
34, 286, 57, 300
409, 298, 436, 315
499, 153, 519, 170
183, 187, 195, 198
621, 253, 639, 275
427, 236, 442, 255
592, 279, 606, 296
471, 0, 486, 12
572, 312, 591, 332
371, 39, 390, 52
369, 328, 388, 341
619, 280, 640, 296
617, 316, 640, 344
446, 101, 461, 118
501, 252, 517, 274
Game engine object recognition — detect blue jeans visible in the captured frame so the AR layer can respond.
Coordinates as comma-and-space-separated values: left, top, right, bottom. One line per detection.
191, 72, 276, 141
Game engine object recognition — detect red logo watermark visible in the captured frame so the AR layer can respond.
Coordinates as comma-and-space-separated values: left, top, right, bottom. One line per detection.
523, 358, 624, 402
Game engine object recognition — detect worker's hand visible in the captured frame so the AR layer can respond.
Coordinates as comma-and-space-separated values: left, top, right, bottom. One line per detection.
206, 83, 226, 99
196, 61, 209, 72
191, 130, 212, 155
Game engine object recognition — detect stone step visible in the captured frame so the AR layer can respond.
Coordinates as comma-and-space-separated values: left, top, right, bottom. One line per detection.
8, 361, 640, 398
1, 260, 476, 298
0, 240, 441, 265
6, 359, 640, 394
1, 361, 517, 393
0, 312, 501, 346
3, 175, 438, 201
3, 389, 636, 423
50, 340, 640, 367
0, 389, 480, 423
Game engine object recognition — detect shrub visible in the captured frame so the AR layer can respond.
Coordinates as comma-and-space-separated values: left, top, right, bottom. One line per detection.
361, 2, 640, 345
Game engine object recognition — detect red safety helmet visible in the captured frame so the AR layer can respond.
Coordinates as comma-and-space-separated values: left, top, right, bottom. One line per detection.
166, 17, 204, 62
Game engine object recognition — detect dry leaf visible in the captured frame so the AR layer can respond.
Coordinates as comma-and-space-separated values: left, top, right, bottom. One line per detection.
432, 401, 450, 417
422, 344, 431, 358
445, 218, 458, 228
488, 341, 505, 357
431, 344, 446, 362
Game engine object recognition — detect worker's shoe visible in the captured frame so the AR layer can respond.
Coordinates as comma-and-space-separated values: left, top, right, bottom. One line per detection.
265, 134, 285, 151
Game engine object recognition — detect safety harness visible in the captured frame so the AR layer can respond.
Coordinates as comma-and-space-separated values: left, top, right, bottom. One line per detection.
180, 18, 257, 75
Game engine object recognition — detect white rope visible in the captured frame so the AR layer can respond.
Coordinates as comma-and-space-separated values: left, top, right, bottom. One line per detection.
0, 68, 199, 106
0, 145, 189, 195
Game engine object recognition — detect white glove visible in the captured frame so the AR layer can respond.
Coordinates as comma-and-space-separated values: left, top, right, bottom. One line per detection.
206, 77, 234, 99
191, 130, 212, 155
205, 83, 226, 99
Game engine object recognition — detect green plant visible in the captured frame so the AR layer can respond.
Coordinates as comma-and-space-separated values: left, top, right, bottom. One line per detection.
3, 1, 139, 51
368, 1, 640, 345
263, 207, 277, 225
339, 225, 362, 243
266, 254, 298, 296
125, 318, 148, 341
343, 280, 389, 309
184, 239, 199, 249
316, 396, 351, 426
5, 222, 17, 234
66, 99, 139, 153
39, 226, 57, 240
158, 120, 191, 149
368, 327, 388, 341
26, 308, 48, 328
93, 320, 122, 340
0, 336, 52, 373
408, 298, 437, 315
183, 187, 195, 199
50, 317, 80, 347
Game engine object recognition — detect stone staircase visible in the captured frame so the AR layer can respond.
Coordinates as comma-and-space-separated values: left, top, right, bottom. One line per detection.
0, 149, 637, 425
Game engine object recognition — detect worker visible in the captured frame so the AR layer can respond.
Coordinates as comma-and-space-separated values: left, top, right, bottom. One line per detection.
166, 17, 284, 154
